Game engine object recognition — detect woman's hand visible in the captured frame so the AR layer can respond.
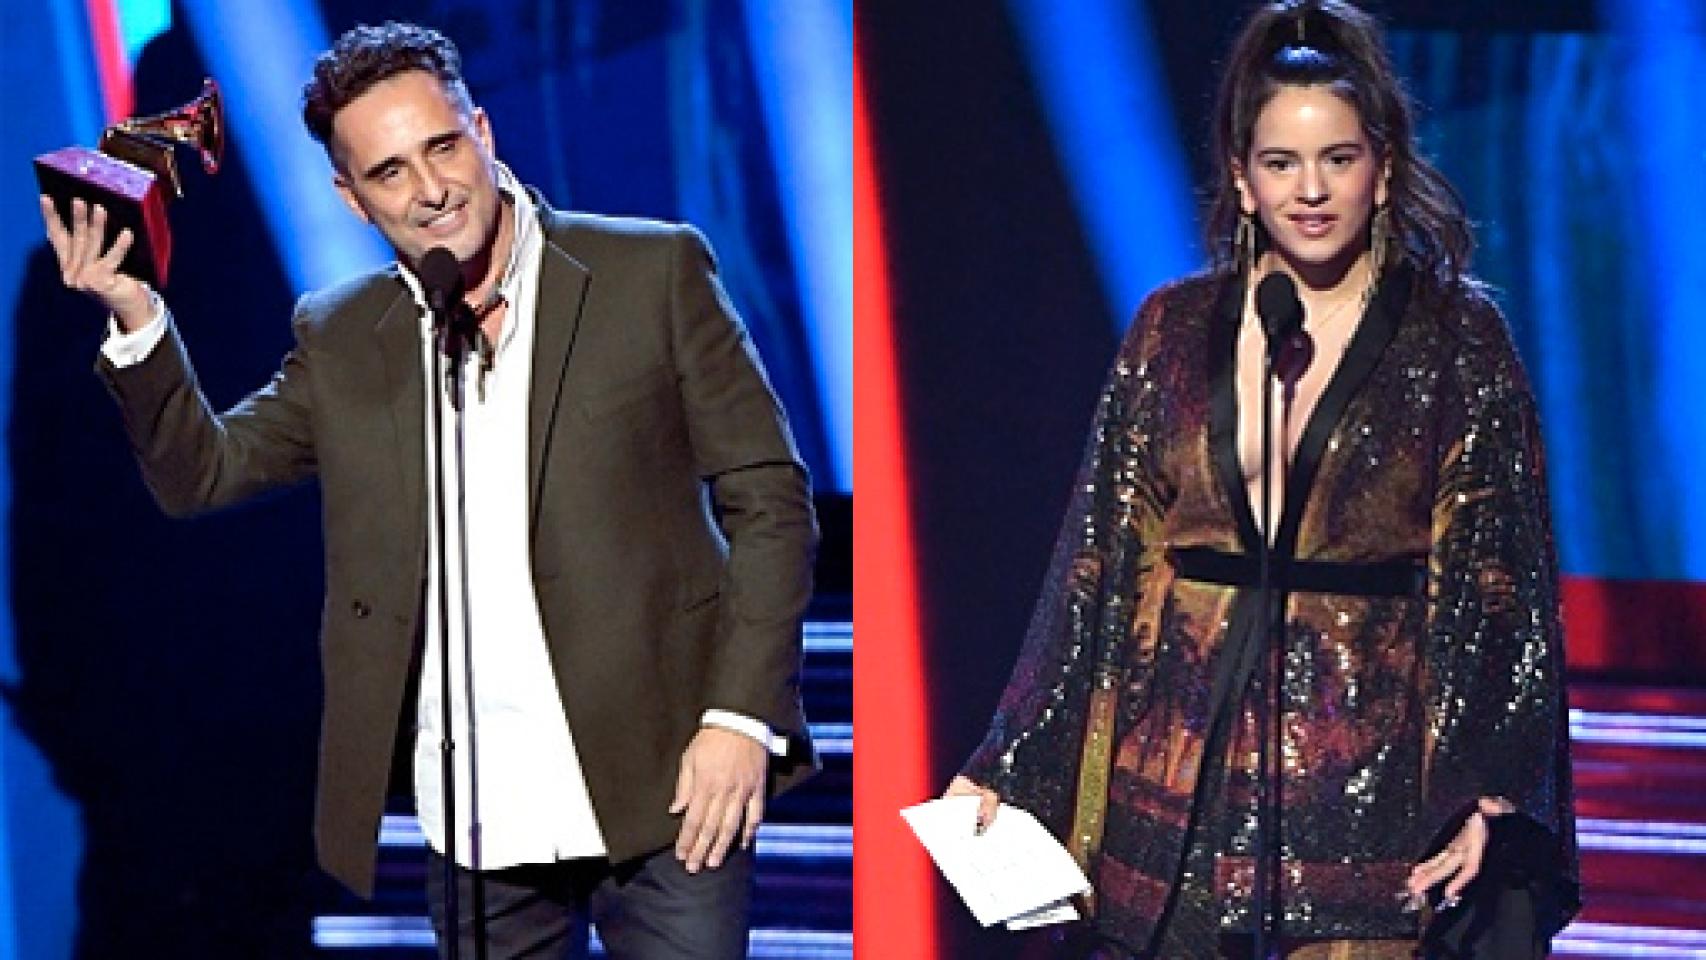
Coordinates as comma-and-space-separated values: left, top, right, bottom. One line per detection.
944, 775, 1000, 835
1404, 796, 1516, 911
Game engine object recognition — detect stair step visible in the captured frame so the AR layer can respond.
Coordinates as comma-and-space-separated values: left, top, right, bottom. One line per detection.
1571, 684, 1706, 718
1561, 683, 1706, 952
1572, 699, 1706, 826
1577, 897, 1706, 939
1579, 847, 1706, 919
313, 917, 851, 957
1554, 920, 1706, 959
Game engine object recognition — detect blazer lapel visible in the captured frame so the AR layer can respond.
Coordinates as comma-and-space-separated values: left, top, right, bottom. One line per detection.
528, 229, 592, 530
374, 282, 427, 548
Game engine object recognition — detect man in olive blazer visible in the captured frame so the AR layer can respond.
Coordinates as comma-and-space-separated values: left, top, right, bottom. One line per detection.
44, 22, 815, 953
92, 199, 817, 896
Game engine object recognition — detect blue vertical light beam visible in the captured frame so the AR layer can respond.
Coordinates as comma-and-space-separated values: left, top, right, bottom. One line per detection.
741, 0, 853, 491
1006, 0, 1200, 328
1602, 0, 1706, 578
6, 9, 99, 956
179, 0, 389, 293
1521, 35, 1593, 576
46, 0, 103, 145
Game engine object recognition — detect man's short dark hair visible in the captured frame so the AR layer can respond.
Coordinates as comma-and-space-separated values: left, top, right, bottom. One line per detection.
302, 22, 473, 155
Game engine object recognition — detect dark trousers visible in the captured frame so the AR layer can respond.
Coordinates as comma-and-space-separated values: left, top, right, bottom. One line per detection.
425, 844, 753, 960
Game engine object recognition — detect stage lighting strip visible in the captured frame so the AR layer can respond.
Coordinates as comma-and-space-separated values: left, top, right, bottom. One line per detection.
1575, 818, 1706, 856
1570, 708, 1706, 749
313, 917, 851, 957
811, 722, 854, 755
380, 817, 852, 856
803, 620, 854, 654
1554, 922, 1706, 958
377, 816, 850, 858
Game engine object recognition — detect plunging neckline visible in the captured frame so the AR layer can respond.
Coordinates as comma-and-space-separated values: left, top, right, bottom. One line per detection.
1233, 281, 1370, 542
1205, 263, 1412, 563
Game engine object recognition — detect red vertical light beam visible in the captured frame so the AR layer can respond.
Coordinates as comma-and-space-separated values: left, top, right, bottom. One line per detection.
83, 0, 133, 122
853, 46, 940, 960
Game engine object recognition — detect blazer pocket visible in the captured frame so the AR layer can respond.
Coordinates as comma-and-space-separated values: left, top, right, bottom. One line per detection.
576, 364, 675, 420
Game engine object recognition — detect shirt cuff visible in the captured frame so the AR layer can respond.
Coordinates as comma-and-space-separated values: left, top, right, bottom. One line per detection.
701, 709, 788, 756
100, 296, 167, 368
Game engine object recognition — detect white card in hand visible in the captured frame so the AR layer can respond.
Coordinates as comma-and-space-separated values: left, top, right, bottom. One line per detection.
900, 795, 1091, 927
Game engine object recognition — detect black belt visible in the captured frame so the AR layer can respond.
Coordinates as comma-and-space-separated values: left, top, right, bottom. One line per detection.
1169, 546, 1425, 598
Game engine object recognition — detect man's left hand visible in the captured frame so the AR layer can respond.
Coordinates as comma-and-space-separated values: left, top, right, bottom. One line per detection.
670, 726, 768, 873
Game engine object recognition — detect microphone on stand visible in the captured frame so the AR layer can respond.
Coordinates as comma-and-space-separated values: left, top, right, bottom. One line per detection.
1251, 268, 1306, 960
418, 243, 485, 956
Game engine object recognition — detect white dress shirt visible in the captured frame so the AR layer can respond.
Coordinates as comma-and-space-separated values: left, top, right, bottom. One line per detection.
102, 164, 782, 872
401, 174, 611, 867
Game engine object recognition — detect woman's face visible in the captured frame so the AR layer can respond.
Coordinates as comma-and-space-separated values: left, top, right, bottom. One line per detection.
1234, 84, 1387, 284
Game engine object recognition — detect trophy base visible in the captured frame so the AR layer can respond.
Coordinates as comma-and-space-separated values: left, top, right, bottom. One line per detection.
34, 146, 172, 288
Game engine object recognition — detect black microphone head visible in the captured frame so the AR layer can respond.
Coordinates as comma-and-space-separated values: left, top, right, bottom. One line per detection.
418, 246, 464, 313
1255, 270, 1303, 342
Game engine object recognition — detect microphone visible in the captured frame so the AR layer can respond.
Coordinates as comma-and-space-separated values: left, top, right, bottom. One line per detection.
1255, 271, 1312, 386
1255, 271, 1303, 356
418, 246, 465, 325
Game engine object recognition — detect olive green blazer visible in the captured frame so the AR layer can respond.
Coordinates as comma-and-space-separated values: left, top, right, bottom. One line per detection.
99, 200, 818, 896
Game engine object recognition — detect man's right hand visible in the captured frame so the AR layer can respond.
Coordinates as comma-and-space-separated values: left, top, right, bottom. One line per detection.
39, 195, 156, 332
944, 775, 1000, 835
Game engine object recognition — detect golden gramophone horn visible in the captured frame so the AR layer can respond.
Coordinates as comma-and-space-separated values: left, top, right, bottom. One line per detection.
98, 77, 224, 197
36, 77, 227, 287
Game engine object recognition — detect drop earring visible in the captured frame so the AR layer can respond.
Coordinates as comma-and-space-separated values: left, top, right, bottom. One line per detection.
1237, 211, 1258, 278
1369, 203, 1390, 281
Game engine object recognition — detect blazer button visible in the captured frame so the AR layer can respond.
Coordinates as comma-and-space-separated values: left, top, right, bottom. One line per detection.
351, 600, 372, 619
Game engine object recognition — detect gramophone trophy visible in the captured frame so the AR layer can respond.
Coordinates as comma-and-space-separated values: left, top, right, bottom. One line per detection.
34, 78, 225, 288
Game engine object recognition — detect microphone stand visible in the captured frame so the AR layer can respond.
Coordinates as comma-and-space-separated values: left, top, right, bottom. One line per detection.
1253, 334, 1279, 960
1253, 314, 1301, 960
428, 302, 487, 959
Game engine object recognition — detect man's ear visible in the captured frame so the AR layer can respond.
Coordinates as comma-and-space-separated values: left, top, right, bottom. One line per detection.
332, 172, 371, 224
472, 107, 495, 156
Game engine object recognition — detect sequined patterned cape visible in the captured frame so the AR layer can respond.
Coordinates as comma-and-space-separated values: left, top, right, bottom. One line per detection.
961, 263, 1579, 955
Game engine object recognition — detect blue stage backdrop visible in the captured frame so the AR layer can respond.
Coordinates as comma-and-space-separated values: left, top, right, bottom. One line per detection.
857, 0, 1706, 956
0, 1, 849, 955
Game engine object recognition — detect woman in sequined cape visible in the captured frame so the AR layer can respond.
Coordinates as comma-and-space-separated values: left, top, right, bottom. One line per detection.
959, 261, 1578, 957
953, 3, 1579, 957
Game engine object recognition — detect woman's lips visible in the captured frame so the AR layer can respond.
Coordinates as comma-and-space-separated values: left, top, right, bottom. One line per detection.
1289, 213, 1337, 240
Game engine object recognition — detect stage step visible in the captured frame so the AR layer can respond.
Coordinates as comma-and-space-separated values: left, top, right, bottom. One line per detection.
1562, 683, 1706, 957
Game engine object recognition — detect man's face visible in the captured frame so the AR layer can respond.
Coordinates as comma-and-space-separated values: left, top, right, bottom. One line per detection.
329, 70, 502, 272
